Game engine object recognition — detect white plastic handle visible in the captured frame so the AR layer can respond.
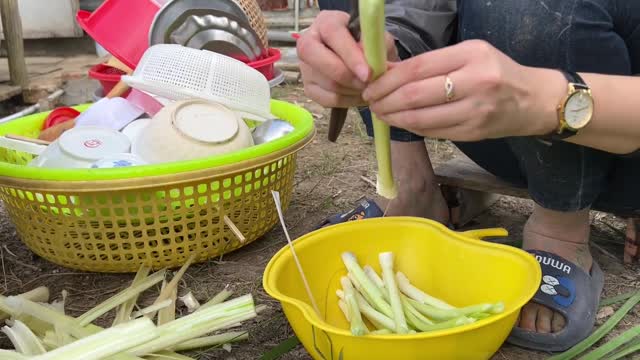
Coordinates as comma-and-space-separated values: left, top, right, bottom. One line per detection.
0, 136, 47, 155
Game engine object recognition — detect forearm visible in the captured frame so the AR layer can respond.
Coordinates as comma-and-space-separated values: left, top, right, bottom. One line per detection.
385, 0, 457, 56
530, 68, 640, 155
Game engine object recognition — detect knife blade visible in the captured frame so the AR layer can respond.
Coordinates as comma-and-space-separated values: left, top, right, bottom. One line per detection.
328, 0, 361, 143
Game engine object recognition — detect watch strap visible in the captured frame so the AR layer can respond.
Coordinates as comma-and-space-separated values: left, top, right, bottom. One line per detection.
540, 70, 585, 141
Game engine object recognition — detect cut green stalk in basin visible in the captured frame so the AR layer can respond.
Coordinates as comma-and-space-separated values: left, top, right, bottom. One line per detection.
359, 0, 397, 199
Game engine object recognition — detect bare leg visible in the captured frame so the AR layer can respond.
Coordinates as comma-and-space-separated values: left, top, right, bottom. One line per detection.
518, 205, 592, 333
374, 140, 449, 223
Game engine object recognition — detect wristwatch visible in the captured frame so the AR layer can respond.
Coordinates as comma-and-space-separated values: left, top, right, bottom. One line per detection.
546, 70, 594, 140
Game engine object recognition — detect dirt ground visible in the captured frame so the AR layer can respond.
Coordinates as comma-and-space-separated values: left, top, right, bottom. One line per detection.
0, 83, 638, 359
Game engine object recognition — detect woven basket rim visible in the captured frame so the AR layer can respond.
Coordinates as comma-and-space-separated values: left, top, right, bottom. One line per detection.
0, 99, 315, 183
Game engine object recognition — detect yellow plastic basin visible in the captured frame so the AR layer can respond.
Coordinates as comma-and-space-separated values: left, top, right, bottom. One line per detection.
263, 217, 541, 360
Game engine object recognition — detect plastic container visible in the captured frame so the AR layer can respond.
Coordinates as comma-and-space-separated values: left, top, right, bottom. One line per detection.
263, 218, 541, 360
126, 89, 165, 116
29, 126, 131, 169
76, 0, 161, 70
43, 107, 81, 130
123, 44, 272, 122
88, 63, 131, 97
247, 48, 281, 81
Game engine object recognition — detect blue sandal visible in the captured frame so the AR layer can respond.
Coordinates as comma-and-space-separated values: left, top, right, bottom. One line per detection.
507, 250, 605, 352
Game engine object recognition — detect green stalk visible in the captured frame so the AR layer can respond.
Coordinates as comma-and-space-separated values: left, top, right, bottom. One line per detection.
379, 252, 409, 334
549, 289, 640, 360
0, 350, 27, 359
603, 337, 640, 360
359, 0, 397, 199
341, 277, 367, 336
198, 286, 234, 311
2, 319, 46, 355
401, 295, 434, 326
75, 269, 167, 326
171, 331, 249, 351
600, 291, 636, 307
338, 299, 350, 322
145, 351, 195, 360
369, 329, 393, 335
1, 296, 157, 360
157, 280, 177, 326
113, 265, 151, 326
363, 266, 385, 292
396, 272, 454, 310
341, 252, 392, 317
0, 287, 49, 321
419, 316, 475, 332
580, 325, 640, 360
406, 298, 502, 321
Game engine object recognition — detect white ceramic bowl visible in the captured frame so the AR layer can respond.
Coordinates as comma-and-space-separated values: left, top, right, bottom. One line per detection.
131, 99, 254, 164
91, 153, 148, 168
28, 126, 131, 169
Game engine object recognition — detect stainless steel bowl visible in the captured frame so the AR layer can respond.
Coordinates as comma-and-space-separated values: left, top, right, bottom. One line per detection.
252, 119, 295, 145
149, 0, 250, 46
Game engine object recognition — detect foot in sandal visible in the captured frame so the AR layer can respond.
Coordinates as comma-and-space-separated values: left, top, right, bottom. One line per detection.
507, 205, 604, 352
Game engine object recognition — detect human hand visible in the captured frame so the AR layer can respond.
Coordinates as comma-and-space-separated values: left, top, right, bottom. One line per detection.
297, 10, 400, 108
362, 40, 564, 141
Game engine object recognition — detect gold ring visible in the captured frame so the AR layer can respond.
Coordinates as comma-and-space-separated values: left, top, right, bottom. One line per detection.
445, 76, 455, 102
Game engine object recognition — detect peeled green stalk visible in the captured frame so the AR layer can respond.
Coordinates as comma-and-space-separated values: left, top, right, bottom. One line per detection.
401, 295, 434, 326
379, 252, 409, 334
337, 290, 394, 331
407, 298, 502, 321
341, 277, 368, 336
363, 266, 385, 291
338, 299, 350, 322
32, 318, 159, 360
342, 252, 392, 317
369, 329, 392, 335
0, 287, 49, 321
130, 294, 257, 356
359, 0, 397, 199
396, 272, 455, 310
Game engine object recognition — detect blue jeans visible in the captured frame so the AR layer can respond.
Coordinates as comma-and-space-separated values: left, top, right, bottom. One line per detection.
318, 0, 640, 217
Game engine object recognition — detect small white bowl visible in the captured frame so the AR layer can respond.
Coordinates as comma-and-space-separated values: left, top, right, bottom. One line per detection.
121, 118, 152, 143
132, 99, 254, 164
91, 153, 148, 168
29, 126, 131, 169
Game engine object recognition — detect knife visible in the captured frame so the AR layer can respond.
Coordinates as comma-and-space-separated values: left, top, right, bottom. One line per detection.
328, 0, 361, 143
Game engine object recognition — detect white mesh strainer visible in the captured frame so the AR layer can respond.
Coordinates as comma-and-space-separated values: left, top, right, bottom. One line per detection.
122, 44, 272, 122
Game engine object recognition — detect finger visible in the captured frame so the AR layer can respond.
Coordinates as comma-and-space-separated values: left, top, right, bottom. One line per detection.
304, 83, 364, 108
369, 71, 468, 115
300, 62, 362, 96
363, 41, 481, 101
373, 96, 472, 132
319, 18, 371, 82
297, 33, 366, 89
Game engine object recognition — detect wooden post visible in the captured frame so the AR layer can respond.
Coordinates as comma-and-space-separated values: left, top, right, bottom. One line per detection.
0, 0, 28, 87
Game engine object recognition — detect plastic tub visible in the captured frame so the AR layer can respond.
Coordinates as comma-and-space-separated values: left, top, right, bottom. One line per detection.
247, 48, 281, 81
263, 218, 541, 360
76, 0, 161, 70
88, 63, 132, 97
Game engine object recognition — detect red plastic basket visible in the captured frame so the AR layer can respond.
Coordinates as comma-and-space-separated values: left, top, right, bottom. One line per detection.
76, 0, 161, 70
247, 48, 281, 81
88, 63, 132, 97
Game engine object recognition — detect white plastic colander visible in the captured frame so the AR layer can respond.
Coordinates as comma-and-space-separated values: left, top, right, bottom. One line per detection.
122, 44, 273, 122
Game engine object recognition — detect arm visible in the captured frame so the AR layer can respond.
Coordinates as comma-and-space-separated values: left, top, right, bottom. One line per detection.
533, 69, 640, 155
385, 0, 458, 57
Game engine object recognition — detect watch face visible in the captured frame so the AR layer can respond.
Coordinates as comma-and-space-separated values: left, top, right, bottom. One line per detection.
564, 90, 593, 129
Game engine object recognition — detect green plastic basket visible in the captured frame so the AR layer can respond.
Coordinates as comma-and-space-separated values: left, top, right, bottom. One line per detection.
0, 100, 315, 272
